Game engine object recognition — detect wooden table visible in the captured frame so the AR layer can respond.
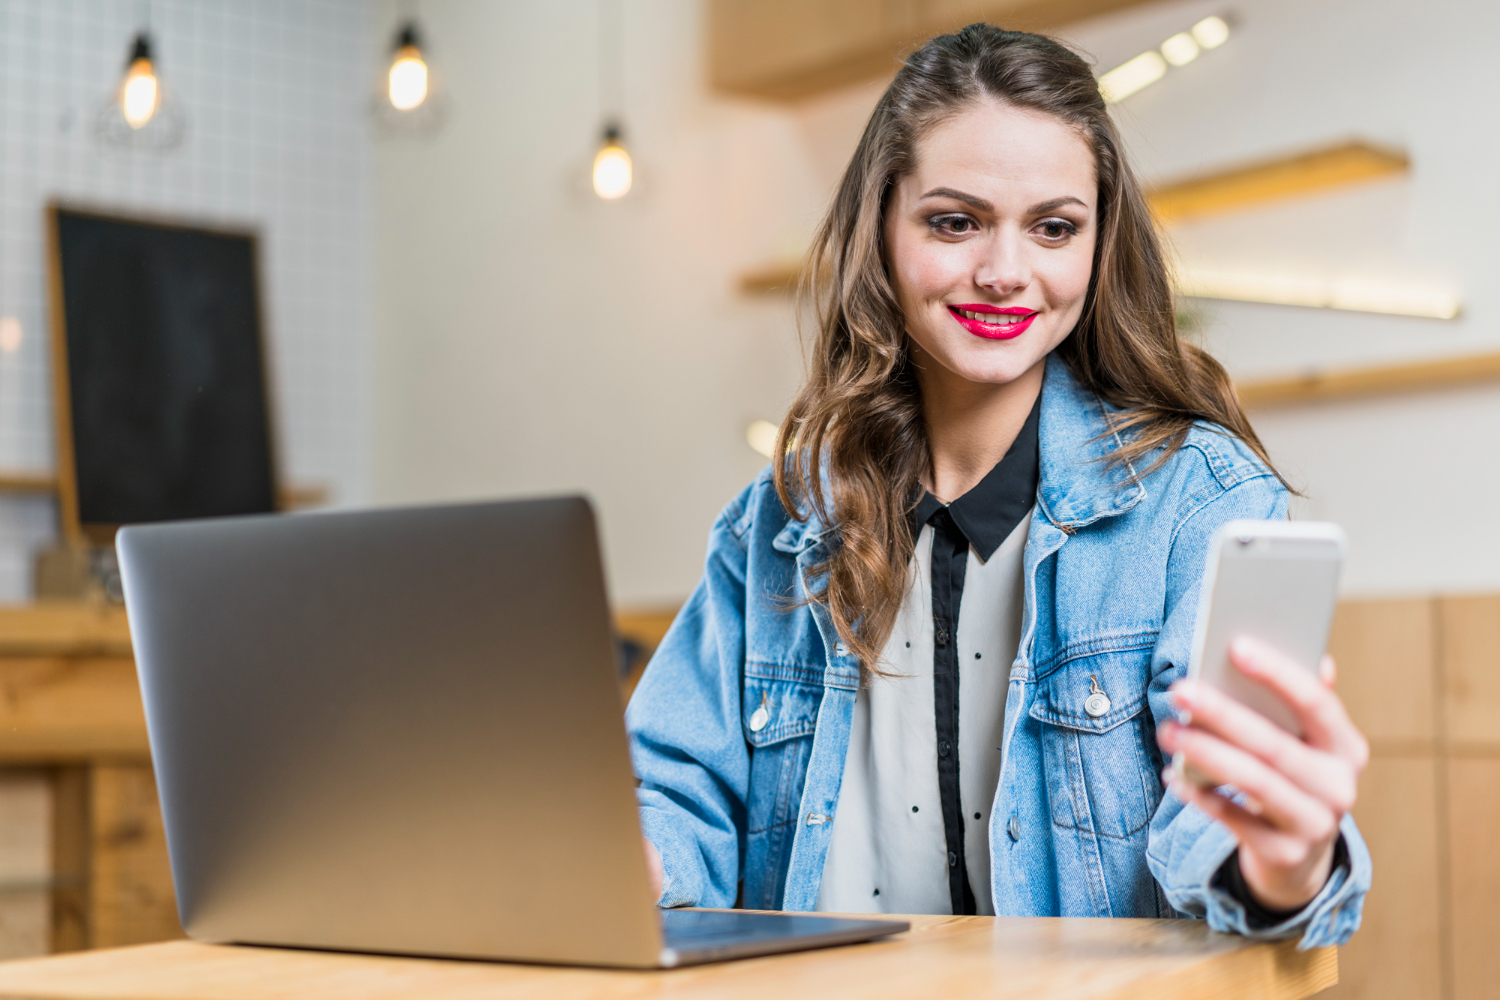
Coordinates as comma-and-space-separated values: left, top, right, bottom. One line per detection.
0, 914, 1335, 999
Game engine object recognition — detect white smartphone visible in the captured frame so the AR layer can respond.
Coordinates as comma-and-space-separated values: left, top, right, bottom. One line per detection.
1173, 519, 1346, 783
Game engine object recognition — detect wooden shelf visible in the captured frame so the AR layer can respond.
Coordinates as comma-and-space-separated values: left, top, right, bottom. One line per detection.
1237, 350, 1500, 408
0, 476, 330, 511
1147, 140, 1410, 224
0, 472, 60, 494
709, 0, 1160, 101
739, 260, 804, 295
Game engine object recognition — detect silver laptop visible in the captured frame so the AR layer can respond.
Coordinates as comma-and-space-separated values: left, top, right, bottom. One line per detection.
116, 496, 906, 968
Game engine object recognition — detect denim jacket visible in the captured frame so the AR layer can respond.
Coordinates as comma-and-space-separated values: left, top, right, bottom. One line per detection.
626, 354, 1369, 948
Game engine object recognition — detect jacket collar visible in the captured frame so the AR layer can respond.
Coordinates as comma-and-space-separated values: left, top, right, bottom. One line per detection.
772, 352, 1145, 554
1035, 352, 1146, 530
772, 488, 832, 556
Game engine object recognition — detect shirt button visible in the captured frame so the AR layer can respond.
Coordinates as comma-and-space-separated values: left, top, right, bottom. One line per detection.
935, 628, 950, 646
938, 740, 951, 758
948, 851, 958, 868
1008, 815, 1021, 841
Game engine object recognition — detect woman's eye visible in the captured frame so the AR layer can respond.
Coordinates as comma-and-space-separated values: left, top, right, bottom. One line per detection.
1036, 219, 1078, 241
930, 215, 977, 235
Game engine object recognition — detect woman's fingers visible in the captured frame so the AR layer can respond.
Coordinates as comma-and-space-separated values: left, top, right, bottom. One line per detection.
1158, 721, 1339, 844
1168, 776, 1335, 904
1226, 637, 1369, 769
1170, 678, 1358, 814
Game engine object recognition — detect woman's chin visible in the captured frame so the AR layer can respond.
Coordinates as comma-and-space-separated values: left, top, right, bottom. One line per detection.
940, 352, 1048, 387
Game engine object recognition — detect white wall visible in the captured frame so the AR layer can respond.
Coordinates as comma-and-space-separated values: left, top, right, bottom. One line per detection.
373, 0, 818, 606
0, 0, 374, 600
374, 0, 1500, 603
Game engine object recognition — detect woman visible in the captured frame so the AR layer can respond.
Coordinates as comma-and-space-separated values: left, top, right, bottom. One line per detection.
626, 24, 1369, 945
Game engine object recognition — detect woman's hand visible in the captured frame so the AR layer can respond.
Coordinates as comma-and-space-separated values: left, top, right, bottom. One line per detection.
1157, 636, 1370, 913
644, 835, 664, 901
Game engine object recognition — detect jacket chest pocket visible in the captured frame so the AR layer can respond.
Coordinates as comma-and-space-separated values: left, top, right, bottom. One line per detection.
740, 670, 822, 910
741, 670, 822, 836
1029, 645, 1162, 840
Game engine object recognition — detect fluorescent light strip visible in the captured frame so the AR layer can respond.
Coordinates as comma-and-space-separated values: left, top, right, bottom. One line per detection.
1100, 15, 1230, 104
746, 419, 779, 458
1098, 51, 1166, 103
1178, 271, 1462, 319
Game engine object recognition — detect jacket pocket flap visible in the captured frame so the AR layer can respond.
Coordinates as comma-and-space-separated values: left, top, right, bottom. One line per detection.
742, 668, 823, 747
1029, 645, 1153, 733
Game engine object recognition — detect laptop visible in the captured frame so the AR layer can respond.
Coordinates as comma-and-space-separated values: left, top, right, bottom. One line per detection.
116, 496, 907, 968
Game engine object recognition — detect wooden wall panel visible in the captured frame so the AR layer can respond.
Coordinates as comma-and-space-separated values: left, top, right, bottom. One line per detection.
1321, 756, 1443, 1000
1437, 596, 1500, 747
1328, 599, 1435, 746
1447, 759, 1500, 1000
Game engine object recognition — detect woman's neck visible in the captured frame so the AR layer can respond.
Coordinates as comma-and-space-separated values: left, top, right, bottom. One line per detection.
917, 354, 1045, 503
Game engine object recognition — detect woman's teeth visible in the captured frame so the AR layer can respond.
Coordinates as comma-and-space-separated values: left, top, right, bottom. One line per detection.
958, 309, 1026, 323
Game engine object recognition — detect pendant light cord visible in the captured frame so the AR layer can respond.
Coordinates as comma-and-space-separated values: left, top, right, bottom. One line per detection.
598, 0, 623, 130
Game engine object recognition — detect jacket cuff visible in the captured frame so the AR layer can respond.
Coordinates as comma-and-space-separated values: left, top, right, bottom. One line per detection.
638, 801, 705, 908
1157, 811, 1370, 948
1213, 837, 1350, 930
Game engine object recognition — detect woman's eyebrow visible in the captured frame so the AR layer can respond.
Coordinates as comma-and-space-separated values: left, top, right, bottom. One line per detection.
1029, 196, 1088, 214
920, 187, 992, 211
919, 189, 1089, 215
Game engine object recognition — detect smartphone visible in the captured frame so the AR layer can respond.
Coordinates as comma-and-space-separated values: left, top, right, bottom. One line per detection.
1173, 519, 1346, 783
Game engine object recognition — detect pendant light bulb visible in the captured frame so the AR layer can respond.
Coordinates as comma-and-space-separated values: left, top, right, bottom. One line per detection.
120, 34, 159, 128
387, 23, 429, 111
592, 124, 632, 200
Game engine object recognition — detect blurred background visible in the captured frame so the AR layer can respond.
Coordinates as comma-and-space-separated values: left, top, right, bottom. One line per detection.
0, 1, 1495, 997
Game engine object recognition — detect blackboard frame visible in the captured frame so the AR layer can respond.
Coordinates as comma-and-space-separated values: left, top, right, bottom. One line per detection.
45, 201, 284, 545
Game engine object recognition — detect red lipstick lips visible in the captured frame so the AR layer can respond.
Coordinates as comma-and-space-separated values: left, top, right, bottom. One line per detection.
947, 304, 1036, 340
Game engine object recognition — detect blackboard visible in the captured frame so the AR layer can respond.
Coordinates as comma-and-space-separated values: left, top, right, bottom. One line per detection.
49, 206, 278, 541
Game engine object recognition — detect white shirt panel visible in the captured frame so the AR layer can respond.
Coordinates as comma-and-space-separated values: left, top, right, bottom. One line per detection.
814, 511, 1030, 915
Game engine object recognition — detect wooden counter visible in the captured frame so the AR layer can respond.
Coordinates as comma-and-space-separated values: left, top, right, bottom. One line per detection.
0, 914, 1335, 1000
0, 604, 168, 953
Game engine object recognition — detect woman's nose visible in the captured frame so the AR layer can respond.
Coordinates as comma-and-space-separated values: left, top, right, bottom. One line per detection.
973, 232, 1030, 296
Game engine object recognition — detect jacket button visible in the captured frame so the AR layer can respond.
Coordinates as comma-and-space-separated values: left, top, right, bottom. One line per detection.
835, 643, 848, 656
935, 628, 950, 646
938, 740, 951, 758
947, 851, 958, 867
1008, 815, 1021, 841
1085, 676, 1111, 718
748, 706, 769, 732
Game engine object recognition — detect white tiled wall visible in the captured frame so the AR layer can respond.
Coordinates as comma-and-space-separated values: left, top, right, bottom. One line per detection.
0, 0, 374, 601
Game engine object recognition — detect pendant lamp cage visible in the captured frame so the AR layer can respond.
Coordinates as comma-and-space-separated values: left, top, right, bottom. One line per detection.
96, 15, 187, 152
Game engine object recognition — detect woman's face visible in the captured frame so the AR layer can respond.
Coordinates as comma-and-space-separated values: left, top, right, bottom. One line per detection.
884, 100, 1097, 388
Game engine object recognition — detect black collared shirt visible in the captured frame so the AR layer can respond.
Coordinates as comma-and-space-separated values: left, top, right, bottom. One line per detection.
909, 394, 1041, 915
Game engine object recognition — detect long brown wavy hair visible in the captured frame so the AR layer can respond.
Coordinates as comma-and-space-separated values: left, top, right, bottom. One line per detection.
773, 23, 1283, 669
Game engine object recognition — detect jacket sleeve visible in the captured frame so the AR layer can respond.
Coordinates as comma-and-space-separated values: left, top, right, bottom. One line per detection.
1143, 471, 1372, 948
624, 488, 754, 908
